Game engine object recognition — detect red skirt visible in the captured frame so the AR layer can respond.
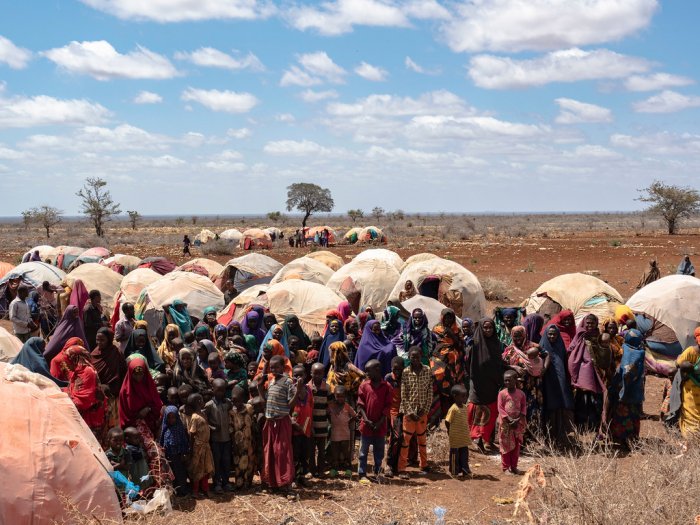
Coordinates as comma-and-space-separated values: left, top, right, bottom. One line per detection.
262, 416, 294, 488
468, 401, 498, 443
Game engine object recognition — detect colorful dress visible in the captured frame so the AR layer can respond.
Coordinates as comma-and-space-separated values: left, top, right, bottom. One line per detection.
231, 404, 256, 489
188, 412, 215, 484
677, 345, 700, 438
432, 309, 466, 419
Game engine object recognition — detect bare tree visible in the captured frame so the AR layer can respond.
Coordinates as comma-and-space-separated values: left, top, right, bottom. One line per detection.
191, 216, 198, 225
372, 206, 385, 221
347, 209, 364, 222
286, 182, 334, 229
127, 210, 141, 230
637, 181, 700, 234
21, 210, 32, 231
26, 205, 62, 239
76, 177, 121, 237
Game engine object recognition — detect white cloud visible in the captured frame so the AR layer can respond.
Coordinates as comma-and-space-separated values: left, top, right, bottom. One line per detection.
80, 0, 275, 22
624, 73, 695, 92
264, 139, 331, 155
611, 131, 700, 155
299, 89, 339, 102
404, 56, 440, 75
174, 47, 264, 71
181, 87, 259, 113
43, 40, 178, 80
469, 48, 651, 89
406, 115, 548, 139
288, 0, 409, 35
281, 51, 346, 86
633, 90, 700, 113
276, 113, 296, 123
355, 61, 388, 81
571, 144, 620, 159
227, 127, 251, 139
21, 124, 174, 151
327, 90, 469, 117
555, 98, 612, 124
151, 155, 186, 168
442, 0, 658, 53
133, 91, 163, 104
0, 92, 110, 128
0, 36, 32, 69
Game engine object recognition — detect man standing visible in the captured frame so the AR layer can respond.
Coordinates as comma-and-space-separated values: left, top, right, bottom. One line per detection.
9, 285, 36, 342
115, 302, 136, 354
83, 290, 107, 350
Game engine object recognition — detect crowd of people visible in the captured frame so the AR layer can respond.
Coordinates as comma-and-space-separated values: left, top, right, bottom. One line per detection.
5, 267, 700, 504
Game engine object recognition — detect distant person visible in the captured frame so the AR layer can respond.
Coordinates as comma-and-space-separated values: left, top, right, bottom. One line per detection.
677, 255, 695, 276
636, 260, 661, 289
9, 285, 36, 342
30, 250, 41, 262
115, 302, 136, 354
183, 235, 192, 256
398, 280, 417, 302
83, 290, 108, 350
38, 281, 60, 337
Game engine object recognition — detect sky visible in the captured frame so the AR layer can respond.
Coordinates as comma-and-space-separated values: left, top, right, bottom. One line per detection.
1, 0, 700, 215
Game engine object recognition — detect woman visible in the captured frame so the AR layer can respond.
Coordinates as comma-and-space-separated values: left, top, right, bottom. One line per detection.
609, 329, 646, 448
354, 319, 397, 375
337, 300, 353, 323
540, 325, 574, 447
327, 341, 364, 396
258, 323, 288, 360
172, 347, 209, 393
194, 325, 210, 344
494, 307, 522, 346
676, 327, 700, 440
677, 255, 696, 276
229, 320, 258, 361
318, 318, 345, 368
468, 317, 504, 452
90, 327, 127, 431
255, 339, 293, 389
69, 279, 89, 320
49, 336, 87, 382
167, 299, 193, 337
601, 318, 624, 370
43, 305, 88, 363
343, 317, 361, 363
545, 310, 576, 350
11, 337, 67, 386
262, 312, 278, 332
393, 308, 435, 365
214, 324, 228, 354
381, 305, 403, 340
522, 314, 544, 348
241, 308, 266, 346
432, 308, 467, 418
398, 280, 417, 302
65, 344, 106, 434
124, 328, 165, 373
282, 314, 311, 350
157, 324, 181, 369
119, 356, 173, 488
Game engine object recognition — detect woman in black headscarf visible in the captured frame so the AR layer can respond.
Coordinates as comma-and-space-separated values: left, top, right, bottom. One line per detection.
124, 328, 165, 373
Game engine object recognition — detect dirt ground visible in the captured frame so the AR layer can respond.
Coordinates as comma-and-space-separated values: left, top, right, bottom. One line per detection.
0, 217, 696, 524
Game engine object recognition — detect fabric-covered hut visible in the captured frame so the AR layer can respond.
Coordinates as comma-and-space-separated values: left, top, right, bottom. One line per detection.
219, 253, 282, 292
64, 263, 123, 311
0, 327, 23, 362
326, 258, 400, 314
0, 262, 66, 318
103, 254, 142, 275
240, 229, 273, 250
270, 256, 335, 286
304, 250, 344, 271
353, 248, 403, 271
177, 258, 224, 280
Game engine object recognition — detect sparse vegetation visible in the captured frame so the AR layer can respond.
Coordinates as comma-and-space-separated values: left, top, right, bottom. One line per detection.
347, 209, 364, 222
76, 177, 121, 237
481, 276, 510, 300
286, 182, 334, 229
638, 180, 700, 235
127, 210, 140, 231
24, 205, 62, 239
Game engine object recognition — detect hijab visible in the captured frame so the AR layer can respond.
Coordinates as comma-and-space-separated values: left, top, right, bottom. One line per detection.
255, 340, 293, 383
241, 308, 266, 345
157, 324, 181, 369
258, 324, 289, 361
614, 329, 646, 403
173, 347, 209, 392
124, 328, 165, 373
90, 327, 127, 396
337, 300, 353, 323
69, 279, 89, 320
168, 299, 193, 337
469, 317, 504, 405
393, 308, 434, 363
354, 319, 397, 375
540, 326, 574, 411
318, 319, 345, 368
567, 314, 603, 393
118, 356, 163, 430
44, 305, 88, 362
159, 405, 190, 457
282, 314, 311, 350
11, 337, 68, 387
380, 305, 403, 340
546, 310, 577, 349
523, 314, 544, 347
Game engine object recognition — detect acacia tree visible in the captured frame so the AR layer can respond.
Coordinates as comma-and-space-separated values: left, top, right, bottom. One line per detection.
127, 210, 140, 230
77, 177, 121, 237
26, 205, 62, 238
637, 181, 700, 234
21, 210, 32, 231
267, 211, 282, 222
347, 209, 364, 222
286, 182, 334, 229
372, 206, 385, 221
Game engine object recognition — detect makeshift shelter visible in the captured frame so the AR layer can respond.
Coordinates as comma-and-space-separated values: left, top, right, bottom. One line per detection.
0, 362, 122, 524
0, 327, 22, 362
400, 295, 460, 329
264, 227, 283, 241
219, 253, 282, 292
0, 262, 15, 280
219, 228, 243, 243
22, 245, 54, 263
401, 253, 439, 271
358, 226, 387, 244
305, 250, 344, 271
52, 246, 86, 270
119, 268, 162, 304
327, 259, 401, 314
240, 228, 273, 250
104, 254, 142, 275
177, 258, 224, 279
265, 280, 345, 335
194, 229, 217, 245
343, 227, 363, 244
353, 248, 404, 271
0, 262, 66, 317
64, 263, 123, 311
216, 285, 269, 327
139, 257, 177, 275
72, 247, 111, 268
390, 257, 486, 321
135, 271, 225, 337
523, 273, 623, 324
305, 226, 337, 245
270, 256, 334, 286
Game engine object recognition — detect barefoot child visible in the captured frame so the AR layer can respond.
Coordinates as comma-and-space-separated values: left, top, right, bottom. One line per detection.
159, 405, 190, 496
309, 362, 330, 477
105, 427, 130, 477
186, 393, 214, 498
444, 384, 471, 477
291, 365, 314, 487
384, 356, 404, 478
230, 386, 256, 489
205, 378, 233, 493
123, 427, 153, 491
497, 370, 527, 475
357, 359, 393, 484
328, 385, 357, 478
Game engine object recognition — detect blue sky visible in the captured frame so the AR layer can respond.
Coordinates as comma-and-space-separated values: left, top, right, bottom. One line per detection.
1, 0, 700, 215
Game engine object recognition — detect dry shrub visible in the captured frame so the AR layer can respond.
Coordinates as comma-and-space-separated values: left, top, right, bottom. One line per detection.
482, 276, 511, 301
200, 240, 238, 256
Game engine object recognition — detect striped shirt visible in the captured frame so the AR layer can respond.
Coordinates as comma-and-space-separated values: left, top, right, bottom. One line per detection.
399, 365, 432, 416
265, 375, 296, 419
309, 380, 330, 438
445, 403, 471, 448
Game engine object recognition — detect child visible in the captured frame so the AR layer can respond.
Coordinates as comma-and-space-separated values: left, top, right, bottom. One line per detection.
291, 365, 314, 487
207, 352, 226, 382
123, 427, 153, 490
306, 335, 323, 363
524, 347, 544, 378
249, 395, 266, 481
166, 387, 180, 407
444, 384, 471, 477
357, 359, 393, 484
230, 386, 256, 489
258, 355, 301, 492
186, 393, 215, 498
384, 356, 404, 478
224, 351, 249, 400
155, 373, 170, 405
247, 361, 259, 393
205, 378, 233, 493
497, 370, 527, 475
328, 385, 357, 478
159, 405, 190, 496
105, 427, 130, 477
178, 384, 194, 429
178, 384, 193, 407
183, 331, 195, 349
309, 362, 330, 477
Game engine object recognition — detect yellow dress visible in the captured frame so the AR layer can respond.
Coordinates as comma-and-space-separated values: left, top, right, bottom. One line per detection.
188, 412, 214, 483
677, 347, 700, 438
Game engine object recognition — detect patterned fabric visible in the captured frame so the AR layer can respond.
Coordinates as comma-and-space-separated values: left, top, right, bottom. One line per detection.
497, 388, 526, 454
609, 402, 642, 445
187, 412, 214, 483
231, 404, 256, 489
399, 364, 432, 416
265, 375, 296, 419
159, 405, 189, 457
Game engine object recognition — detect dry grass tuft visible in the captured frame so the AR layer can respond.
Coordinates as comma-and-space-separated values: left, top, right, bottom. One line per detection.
481, 277, 512, 301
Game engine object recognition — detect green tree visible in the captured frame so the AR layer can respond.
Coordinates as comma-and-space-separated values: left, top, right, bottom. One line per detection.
372, 206, 385, 221
26, 205, 62, 239
637, 181, 700, 235
127, 210, 140, 230
76, 177, 121, 237
347, 209, 364, 222
267, 211, 282, 222
286, 182, 334, 229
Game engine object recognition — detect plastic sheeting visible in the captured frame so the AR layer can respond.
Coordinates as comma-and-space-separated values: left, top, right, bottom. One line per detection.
352, 248, 403, 271
0, 327, 22, 362
266, 280, 345, 336
119, 268, 162, 304
177, 258, 224, 279
239, 229, 273, 250
219, 228, 243, 242
305, 250, 344, 271
0, 262, 66, 288
327, 258, 400, 314
64, 263, 123, 311
220, 253, 283, 291
270, 257, 334, 286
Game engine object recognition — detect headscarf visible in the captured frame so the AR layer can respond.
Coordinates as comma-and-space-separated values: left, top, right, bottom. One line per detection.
90, 327, 127, 397
469, 317, 504, 405
393, 308, 434, 363
567, 314, 604, 393
159, 405, 190, 457
241, 309, 266, 345
255, 340, 293, 383
124, 328, 164, 373
194, 325, 211, 341
503, 325, 541, 376
327, 341, 364, 393
677, 257, 696, 276
157, 324, 181, 369
134, 319, 148, 331
358, 312, 370, 333
173, 347, 209, 392
167, 299, 193, 337
202, 305, 218, 319
214, 323, 228, 342
613, 329, 646, 403
11, 337, 68, 387
69, 279, 89, 319
523, 314, 544, 347
540, 326, 574, 411
545, 310, 576, 349
258, 323, 289, 361
601, 317, 624, 367
198, 339, 217, 368
318, 319, 345, 367
354, 319, 397, 375
44, 305, 88, 362
282, 314, 311, 350
262, 312, 278, 331
337, 300, 353, 323
380, 306, 403, 339
49, 336, 85, 381
118, 356, 163, 430
494, 307, 522, 346
322, 309, 342, 335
